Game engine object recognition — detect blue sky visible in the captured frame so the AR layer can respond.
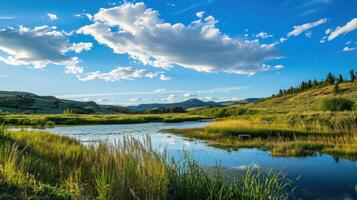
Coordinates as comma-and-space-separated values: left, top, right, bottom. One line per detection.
0, 0, 356, 105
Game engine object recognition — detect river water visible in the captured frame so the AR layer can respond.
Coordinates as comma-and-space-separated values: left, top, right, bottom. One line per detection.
34, 121, 357, 200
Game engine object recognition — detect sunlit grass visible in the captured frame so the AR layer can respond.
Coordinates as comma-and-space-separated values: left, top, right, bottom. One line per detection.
0, 127, 294, 199
168, 112, 357, 160
0, 113, 208, 127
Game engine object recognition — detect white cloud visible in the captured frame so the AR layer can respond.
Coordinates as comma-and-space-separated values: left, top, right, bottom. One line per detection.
256, 32, 273, 39
166, 3, 176, 7
65, 65, 84, 75
130, 97, 142, 102
160, 74, 171, 81
74, 13, 93, 21
78, 67, 162, 81
183, 93, 191, 97
68, 42, 93, 53
183, 92, 198, 98
77, 2, 281, 75
155, 88, 167, 93
343, 46, 357, 52
57, 86, 246, 99
327, 18, 357, 41
196, 11, 205, 18
47, 13, 58, 21
287, 18, 327, 37
0, 16, 15, 20
0, 25, 78, 69
273, 64, 285, 69
164, 94, 176, 103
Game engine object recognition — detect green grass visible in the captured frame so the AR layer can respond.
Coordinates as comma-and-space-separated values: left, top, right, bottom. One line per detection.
0, 113, 208, 127
0, 126, 294, 200
167, 112, 357, 160
246, 81, 357, 113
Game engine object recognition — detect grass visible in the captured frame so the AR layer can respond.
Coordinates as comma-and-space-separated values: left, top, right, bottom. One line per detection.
246, 81, 357, 113
0, 113, 208, 127
0, 126, 294, 200
167, 112, 357, 160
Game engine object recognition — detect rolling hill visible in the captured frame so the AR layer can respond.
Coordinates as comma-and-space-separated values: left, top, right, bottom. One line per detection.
246, 81, 357, 112
0, 91, 127, 114
0, 91, 259, 114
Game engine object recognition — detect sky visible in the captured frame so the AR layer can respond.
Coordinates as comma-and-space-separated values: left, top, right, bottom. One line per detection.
0, 0, 356, 105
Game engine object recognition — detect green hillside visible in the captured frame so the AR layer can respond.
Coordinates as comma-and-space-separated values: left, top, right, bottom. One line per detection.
247, 81, 357, 113
0, 91, 127, 114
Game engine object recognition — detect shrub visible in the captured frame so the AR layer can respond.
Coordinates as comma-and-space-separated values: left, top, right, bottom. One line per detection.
321, 97, 355, 111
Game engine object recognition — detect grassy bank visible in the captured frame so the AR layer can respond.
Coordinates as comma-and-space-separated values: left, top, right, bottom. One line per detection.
0, 126, 293, 200
168, 112, 357, 160
0, 113, 208, 128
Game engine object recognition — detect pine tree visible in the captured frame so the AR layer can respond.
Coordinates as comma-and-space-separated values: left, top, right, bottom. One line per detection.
350, 70, 356, 82
333, 83, 340, 95
325, 72, 335, 85
337, 74, 344, 84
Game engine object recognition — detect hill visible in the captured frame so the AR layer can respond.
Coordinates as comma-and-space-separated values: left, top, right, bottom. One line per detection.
128, 98, 260, 112
0, 91, 259, 114
246, 81, 357, 113
0, 91, 127, 114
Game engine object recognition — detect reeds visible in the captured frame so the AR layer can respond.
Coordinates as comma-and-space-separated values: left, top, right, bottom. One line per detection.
0, 129, 294, 199
168, 113, 357, 159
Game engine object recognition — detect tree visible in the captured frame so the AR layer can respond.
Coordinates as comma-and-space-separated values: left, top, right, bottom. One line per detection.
325, 72, 335, 85
350, 70, 356, 82
333, 83, 339, 95
337, 74, 344, 84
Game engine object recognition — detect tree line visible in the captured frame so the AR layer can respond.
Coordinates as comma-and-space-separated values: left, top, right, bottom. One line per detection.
274, 69, 357, 97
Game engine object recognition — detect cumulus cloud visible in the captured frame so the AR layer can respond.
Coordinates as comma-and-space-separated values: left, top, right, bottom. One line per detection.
68, 42, 93, 53
256, 32, 273, 39
47, 13, 58, 20
287, 18, 327, 37
327, 18, 357, 41
78, 67, 163, 81
77, 2, 281, 75
0, 25, 78, 69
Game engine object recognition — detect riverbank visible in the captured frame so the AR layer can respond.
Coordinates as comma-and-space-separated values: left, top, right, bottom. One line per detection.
0, 113, 209, 128
167, 112, 357, 160
0, 126, 293, 199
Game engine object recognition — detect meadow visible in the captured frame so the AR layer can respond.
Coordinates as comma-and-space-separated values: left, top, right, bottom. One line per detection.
0, 113, 208, 128
168, 111, 357, 160
0, 125, 294, 200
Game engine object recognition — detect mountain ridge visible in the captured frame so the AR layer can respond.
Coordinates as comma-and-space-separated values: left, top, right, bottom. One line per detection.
0, 91, 259, 114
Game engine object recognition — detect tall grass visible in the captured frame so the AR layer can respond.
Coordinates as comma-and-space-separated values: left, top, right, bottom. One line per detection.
0, 113, 208, 127
0, 127, 294, 199
168, 112, 357, 159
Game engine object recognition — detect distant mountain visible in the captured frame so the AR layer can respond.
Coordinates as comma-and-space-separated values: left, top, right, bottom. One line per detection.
0, 90, 260, 114
0, 91, 127, 114
128, 98, 259, 112
128, 98, 219, 112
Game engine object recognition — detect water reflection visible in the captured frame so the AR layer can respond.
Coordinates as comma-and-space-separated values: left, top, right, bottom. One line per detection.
24, 122, 357, 200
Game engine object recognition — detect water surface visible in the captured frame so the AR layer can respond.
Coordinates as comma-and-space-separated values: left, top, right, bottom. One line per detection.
37, 122, 357, 200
